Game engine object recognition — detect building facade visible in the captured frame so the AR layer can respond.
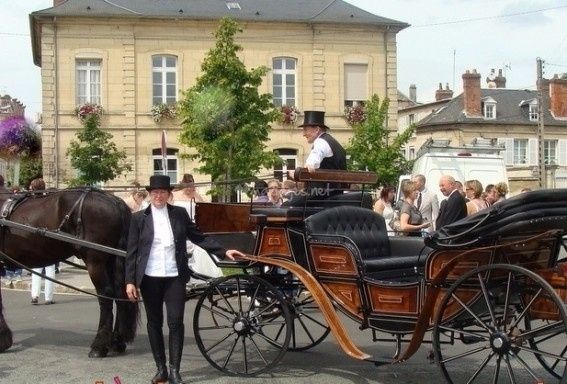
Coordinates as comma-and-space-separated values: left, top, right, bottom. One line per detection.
30, 0, 407, 188
412, 70, 567, 193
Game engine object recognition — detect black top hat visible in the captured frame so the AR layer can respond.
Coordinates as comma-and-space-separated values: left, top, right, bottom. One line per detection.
298, 111, 329, 130
146, 175, 173, 191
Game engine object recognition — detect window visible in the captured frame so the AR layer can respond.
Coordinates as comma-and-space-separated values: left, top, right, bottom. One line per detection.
529, 103, 538, 121
483, 102, 496, 119
408, 114, 415, 125
76, 59, 101, 105
152, 55, 177, 105
273, 148, 297, 181
545, 140, 558, 165
344, 64, 367, 107
409, 147, 415, 160
513, 139, 528, 164
272, 57, 296, 107
152, 148, 178, 183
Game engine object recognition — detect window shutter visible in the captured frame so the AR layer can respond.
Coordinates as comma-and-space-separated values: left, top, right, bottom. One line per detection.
344, 64, 367, 101
528, 138, 538, 166
559, 140, 567, 166
498, 138, 514, 165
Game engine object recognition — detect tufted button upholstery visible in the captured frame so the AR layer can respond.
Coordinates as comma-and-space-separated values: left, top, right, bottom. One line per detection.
305, 206, 426, 276
305, 206, 391, 261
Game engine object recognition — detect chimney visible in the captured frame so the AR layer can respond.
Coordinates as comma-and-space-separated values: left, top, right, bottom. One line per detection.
549, 75, 567, 118
495, 69, 506, 88
409, 84, 417, 102
53, 0, 66, 6
462, 69, 482, 117
435, 83, 454, 101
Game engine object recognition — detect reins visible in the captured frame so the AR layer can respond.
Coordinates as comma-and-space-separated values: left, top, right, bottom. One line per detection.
0, 250, 135, 303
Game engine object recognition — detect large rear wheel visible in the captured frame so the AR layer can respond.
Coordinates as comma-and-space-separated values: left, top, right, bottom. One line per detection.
193, 274, 292, 376
432, 264, 567, 383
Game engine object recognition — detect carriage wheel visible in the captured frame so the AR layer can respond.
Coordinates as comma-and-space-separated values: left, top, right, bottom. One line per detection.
525, 306, 567, 378
193, 274, 292, 376
432, 264, 567, 384
264, 281, 330, 351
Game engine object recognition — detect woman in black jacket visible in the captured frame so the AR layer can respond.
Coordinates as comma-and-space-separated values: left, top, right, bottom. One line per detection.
126, 175, 244, 384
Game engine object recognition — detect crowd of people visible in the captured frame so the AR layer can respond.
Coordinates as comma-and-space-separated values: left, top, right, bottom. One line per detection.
373, 174, 512, 237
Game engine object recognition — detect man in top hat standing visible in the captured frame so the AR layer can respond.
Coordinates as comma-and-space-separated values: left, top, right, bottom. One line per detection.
293, 110, 347, 199
126, 175, 244, 384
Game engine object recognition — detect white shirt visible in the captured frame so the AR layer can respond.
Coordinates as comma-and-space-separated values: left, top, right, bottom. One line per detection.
145, 205, 178, 277
305, 134, 333, 169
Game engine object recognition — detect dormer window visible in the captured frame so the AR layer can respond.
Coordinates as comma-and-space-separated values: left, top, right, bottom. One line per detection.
529, 102, 538, 121
482, 96, 496, 120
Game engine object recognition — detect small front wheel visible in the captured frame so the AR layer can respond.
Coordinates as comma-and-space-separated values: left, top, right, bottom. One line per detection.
193, 274, 292, 376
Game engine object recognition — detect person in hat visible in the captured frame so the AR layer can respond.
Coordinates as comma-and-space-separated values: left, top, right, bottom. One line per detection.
125, 175, 245, 384
287, 110, 346, 200
299, 110, 346, 172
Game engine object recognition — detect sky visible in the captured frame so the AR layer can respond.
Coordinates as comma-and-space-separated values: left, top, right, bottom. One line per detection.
1, 0, 566, 121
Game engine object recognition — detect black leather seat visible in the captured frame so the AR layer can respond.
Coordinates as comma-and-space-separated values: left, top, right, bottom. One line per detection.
305, 206, 429, 278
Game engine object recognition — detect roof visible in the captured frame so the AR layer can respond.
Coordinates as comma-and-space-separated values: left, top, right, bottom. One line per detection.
30, 0, 408, 66
30, 0, 408, 28
418, 88, 567, 128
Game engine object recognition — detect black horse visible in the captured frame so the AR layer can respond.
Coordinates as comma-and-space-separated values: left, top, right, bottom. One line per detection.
0, 188, 138, 357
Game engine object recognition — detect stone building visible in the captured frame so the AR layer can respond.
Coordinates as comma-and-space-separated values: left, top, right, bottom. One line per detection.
29, 0, 407, 188
0, 95, 25, 121
413, 70, 567, 192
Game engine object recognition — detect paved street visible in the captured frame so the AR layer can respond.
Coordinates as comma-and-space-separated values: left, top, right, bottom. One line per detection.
1, 285, 564, 384
0, 288, 448, 384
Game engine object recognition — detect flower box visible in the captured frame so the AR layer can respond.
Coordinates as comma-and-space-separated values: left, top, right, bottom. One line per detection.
74, 103, 104, 121
279, 105, 299, 125
151, 103, 177, 123
344, 104, 366, 125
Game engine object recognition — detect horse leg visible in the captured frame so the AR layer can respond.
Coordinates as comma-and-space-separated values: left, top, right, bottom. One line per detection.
85, 257, 114, 358
0, 285, 13, 352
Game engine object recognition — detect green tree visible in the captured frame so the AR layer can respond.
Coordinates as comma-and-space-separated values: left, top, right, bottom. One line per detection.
19, 154, 43, 188
66, 114, 131, 186
346, 95, 414, 186
177, 17, 280, 201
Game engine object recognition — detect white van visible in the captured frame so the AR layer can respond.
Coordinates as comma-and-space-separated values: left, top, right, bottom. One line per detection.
398, 139, 508, 203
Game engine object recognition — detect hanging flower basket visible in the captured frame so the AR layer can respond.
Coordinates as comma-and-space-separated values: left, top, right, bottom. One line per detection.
74, 103, 104, 121
344, 104, 367, 125
279, 105, 300, 125
151, 103, 177, 123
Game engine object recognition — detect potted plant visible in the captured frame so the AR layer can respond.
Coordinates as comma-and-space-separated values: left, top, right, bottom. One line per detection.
74, 103, 104, 121
279, 105, 300, 125
344, 104, 366, 125
151, 103, 177, 123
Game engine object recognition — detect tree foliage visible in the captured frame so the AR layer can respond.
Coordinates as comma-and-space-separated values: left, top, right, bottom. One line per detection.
346, 95, 414, 186
19, 154, 43, 188
66, 114, 131, 186
177, 17, 280, 200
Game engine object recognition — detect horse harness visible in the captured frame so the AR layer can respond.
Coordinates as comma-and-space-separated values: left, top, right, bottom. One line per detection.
0, 189, 91, 264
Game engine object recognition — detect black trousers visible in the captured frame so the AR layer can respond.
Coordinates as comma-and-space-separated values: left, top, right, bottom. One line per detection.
140, 275, 186, 368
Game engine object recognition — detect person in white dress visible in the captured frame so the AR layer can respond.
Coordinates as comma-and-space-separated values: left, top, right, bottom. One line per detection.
172, 174, 223, 282
373, 185, 396, 236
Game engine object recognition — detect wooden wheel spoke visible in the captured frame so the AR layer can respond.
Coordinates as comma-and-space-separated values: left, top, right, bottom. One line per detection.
450, 292, 492, 332
477, 273, 498, 330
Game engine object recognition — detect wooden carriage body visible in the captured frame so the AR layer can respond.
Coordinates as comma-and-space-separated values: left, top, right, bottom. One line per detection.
194, 169, 567, 381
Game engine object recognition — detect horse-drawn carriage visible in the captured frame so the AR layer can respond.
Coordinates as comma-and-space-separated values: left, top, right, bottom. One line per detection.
192, 168, 567, 383
0, 170, 566, 384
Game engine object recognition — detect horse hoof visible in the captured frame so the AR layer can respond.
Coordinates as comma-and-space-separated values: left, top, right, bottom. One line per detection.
88, 349, 108, 358
111, 343, 127, 355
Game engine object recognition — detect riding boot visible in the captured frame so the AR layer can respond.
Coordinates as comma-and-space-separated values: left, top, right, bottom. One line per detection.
147, 325, 168, 384
168, 325, 185, 384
